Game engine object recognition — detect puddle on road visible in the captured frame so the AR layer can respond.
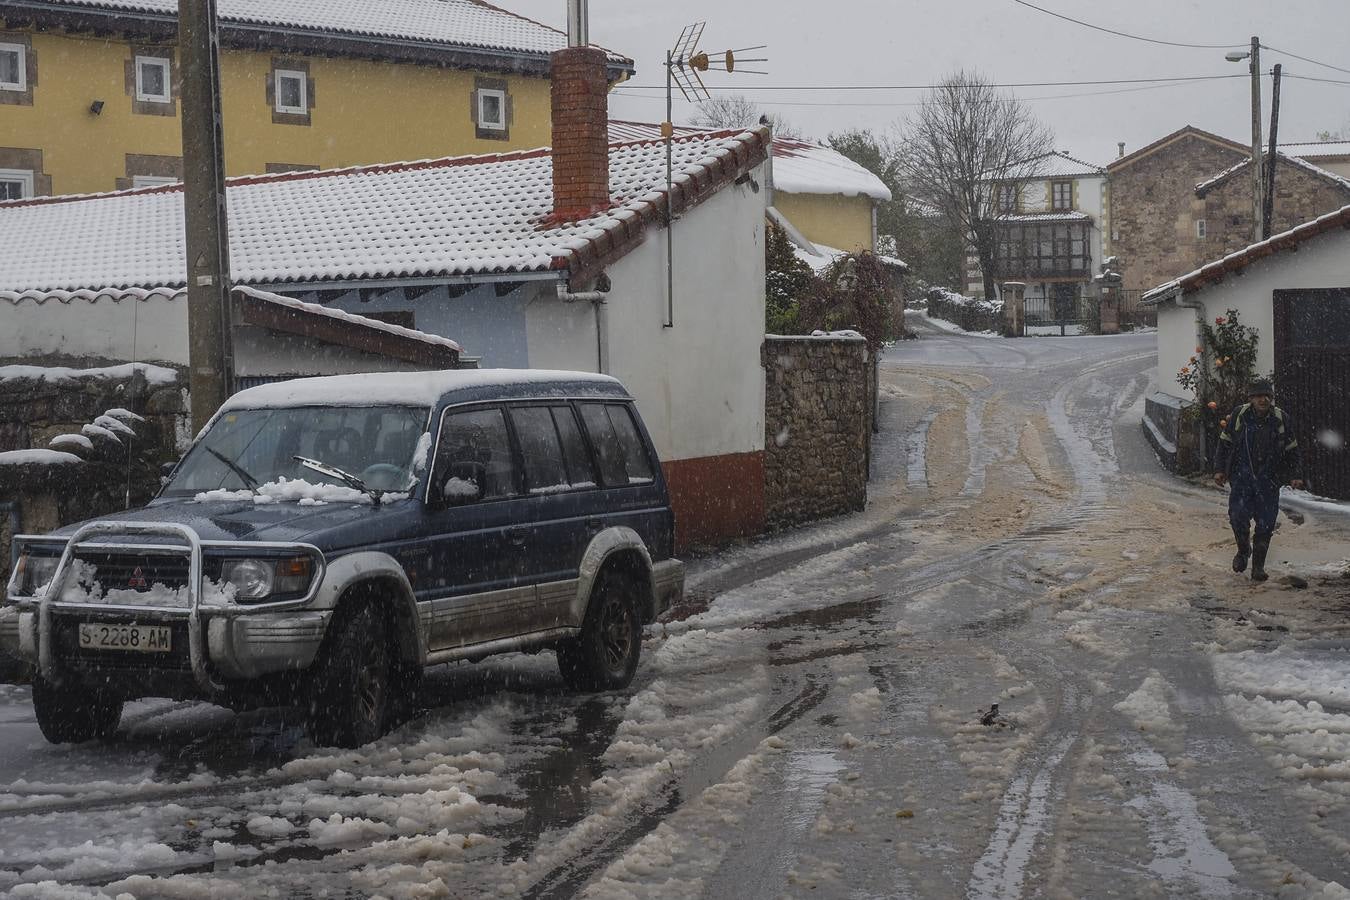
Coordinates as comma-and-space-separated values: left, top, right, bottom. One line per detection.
781, 749, 847, 831
1125, 747, 1238, 896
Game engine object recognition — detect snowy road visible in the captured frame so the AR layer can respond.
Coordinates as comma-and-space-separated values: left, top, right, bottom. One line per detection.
3, 322, 1350, 898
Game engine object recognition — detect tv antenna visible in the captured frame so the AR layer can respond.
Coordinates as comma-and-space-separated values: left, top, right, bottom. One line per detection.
660, 24, 767, 327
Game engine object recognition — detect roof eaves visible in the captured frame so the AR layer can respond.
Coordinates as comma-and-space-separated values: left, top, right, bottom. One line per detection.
0, 1, 634, 75
560, 127, 770, 284
1194, 150, 1350, 197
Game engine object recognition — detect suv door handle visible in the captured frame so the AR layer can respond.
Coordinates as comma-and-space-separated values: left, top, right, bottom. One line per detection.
506, 525, 529, 546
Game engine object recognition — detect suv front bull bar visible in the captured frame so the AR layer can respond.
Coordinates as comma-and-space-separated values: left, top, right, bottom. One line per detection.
33, 521, 225, 693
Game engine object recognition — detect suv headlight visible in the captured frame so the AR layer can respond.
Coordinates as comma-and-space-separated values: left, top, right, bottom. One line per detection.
218, 555, 315, 603
9, 549, 61, 600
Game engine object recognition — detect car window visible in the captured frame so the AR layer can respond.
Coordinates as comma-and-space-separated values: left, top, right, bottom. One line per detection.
579, 403, 628, 487
433, 407, 517, 502
606, 404, 655, 484
553, 406, 597, 488
511, 406, 570, 494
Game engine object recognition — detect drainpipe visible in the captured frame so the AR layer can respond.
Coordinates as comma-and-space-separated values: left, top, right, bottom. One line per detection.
556, 277, 610, 373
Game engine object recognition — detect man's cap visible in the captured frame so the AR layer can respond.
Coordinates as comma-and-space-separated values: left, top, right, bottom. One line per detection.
1248, 378, 1274, 397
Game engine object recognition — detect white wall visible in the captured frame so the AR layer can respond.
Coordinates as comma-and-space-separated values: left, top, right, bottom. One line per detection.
546, 165, 768, 463
0, 295, 189, 363
1155, 229, 1350, 397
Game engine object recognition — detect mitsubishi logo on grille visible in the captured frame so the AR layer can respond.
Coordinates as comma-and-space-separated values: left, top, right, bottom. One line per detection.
127, 566, 147, 589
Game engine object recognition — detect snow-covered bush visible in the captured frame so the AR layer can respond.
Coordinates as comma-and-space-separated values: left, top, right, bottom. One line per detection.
925, 287, 1003, 333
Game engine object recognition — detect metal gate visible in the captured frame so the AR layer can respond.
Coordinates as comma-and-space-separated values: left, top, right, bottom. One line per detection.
1023, 284, 1092, 335
1273, 288, 1350, 499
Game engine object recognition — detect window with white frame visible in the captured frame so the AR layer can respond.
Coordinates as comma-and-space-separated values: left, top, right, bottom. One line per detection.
1196, 218, 1207, 239
135, 55, 171, 103
131, 175, 177, 188
0, 168, 34, 200
0, 42, 25, 92
477, 88, 506, 131
274, 69, 308, 114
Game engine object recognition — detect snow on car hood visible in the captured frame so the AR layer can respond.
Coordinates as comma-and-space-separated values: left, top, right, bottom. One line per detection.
51, 494, 414, 548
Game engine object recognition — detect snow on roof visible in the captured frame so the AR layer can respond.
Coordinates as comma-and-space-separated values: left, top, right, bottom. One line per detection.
607, 122, 891, 201
0, 129, 768, 292
1281, 140, 1350, 159
233, 286, 462, 353
1195, 150, 1350, 196
995, 211, 1093, 223
28, 0, 631, 66
221, 368, 622, 411
0, 361, 179, 385
1143, 202, 1350, 304
0, 284, 463, 353
1009, 151, 1105, 180
792, 244, 907, 274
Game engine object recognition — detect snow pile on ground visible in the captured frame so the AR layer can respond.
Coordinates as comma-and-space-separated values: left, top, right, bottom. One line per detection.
1114, 672, 1182, 739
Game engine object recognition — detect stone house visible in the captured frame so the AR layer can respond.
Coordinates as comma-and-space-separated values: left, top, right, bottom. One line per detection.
1193, 151, 1350, 262
1106, 126, 1350, 293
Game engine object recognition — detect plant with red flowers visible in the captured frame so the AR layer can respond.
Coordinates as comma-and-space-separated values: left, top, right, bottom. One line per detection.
1177, 308, 1266, 463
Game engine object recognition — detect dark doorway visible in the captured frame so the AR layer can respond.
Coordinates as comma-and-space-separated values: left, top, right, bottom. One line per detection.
1273, 288, 1350, 499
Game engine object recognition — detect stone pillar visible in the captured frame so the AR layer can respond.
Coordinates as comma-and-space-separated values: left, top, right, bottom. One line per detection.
1099, 282, 1121, 335
1001, 282, 1026, 337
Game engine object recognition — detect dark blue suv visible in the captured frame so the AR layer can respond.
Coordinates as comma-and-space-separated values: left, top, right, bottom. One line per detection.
3, 370, 684, 747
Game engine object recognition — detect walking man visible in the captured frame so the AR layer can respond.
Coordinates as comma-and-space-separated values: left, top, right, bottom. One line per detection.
1214, 380, 1305, 582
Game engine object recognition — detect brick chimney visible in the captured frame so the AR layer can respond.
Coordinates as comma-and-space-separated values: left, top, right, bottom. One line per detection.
550, 9, 609, 220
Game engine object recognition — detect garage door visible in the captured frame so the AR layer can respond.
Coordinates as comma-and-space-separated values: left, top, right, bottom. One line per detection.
1273, 288, 1350, 499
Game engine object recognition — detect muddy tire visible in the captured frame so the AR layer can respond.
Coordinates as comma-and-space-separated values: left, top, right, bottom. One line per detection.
305, 604, 392, 748
558, 569, 642, 691
32, 675, 122, 744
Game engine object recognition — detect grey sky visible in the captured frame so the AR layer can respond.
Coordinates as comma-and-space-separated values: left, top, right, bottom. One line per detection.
508, 0, 1350, 165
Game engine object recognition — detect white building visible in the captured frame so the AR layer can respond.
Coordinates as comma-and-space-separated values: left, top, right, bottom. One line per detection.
967, 151, 1107, 314
1142, 203, 1350, 497
0, 48, 773, 549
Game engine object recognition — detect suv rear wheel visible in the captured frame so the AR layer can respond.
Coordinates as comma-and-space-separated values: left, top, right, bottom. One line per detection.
306, 603, 391, 748
558, 569, 642, 691
32, 676, 123, 744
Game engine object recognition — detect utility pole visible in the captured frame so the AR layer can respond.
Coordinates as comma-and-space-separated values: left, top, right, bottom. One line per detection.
179, 0, 234, 433
1263, 63, 1282, 241
1248, 35, 1263, 242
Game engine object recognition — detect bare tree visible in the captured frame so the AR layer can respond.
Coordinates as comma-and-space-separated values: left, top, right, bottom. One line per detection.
693, 93, 800, 139
899, 70, 1053, 301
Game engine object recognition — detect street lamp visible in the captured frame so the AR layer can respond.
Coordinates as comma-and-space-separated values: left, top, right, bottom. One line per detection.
1226, 37, 1263, 241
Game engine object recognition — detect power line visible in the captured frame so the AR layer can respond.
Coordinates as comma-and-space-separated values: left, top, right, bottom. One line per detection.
1008, 1, 1350, 77
1261, 44, 1350, 76
614, 73, 1251, 92
1008, 0, 1244, 49
614, 78, 1237, 110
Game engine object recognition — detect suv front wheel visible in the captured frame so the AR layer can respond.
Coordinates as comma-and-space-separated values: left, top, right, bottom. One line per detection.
558, 569, 642, 691
305, 603, 392, 748
32, 676, 123, 743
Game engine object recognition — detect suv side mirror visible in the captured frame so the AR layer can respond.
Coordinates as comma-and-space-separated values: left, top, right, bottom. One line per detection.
160, 461, 177, 477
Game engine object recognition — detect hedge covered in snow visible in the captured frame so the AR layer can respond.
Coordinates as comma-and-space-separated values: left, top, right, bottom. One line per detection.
925, 288, 1005, 334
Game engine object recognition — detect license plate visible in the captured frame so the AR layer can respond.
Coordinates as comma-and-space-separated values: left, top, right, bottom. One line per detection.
78, 623, 172, 653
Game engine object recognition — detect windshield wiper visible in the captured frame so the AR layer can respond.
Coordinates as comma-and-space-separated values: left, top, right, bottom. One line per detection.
205, 446, 261, 492
293, 455, 384, 505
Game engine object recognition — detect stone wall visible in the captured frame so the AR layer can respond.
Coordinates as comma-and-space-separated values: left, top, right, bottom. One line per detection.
0, 362, 188, 587
1110, 134, 1248, 292
1199, 161, 1350, 260
762, 334, 872, 530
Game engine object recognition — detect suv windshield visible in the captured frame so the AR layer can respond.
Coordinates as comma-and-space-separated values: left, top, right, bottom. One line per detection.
164, 406, 430, 497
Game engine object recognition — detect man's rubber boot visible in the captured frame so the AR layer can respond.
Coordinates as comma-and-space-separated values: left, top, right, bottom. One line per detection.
1250, 534, 1271, 582
1232, 528, 1251, 573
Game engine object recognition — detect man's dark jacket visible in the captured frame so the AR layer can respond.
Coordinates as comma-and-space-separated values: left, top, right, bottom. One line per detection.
1214, 403, 1304, 485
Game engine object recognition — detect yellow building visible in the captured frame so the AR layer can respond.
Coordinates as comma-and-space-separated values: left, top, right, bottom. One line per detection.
0, 0, 633, 197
